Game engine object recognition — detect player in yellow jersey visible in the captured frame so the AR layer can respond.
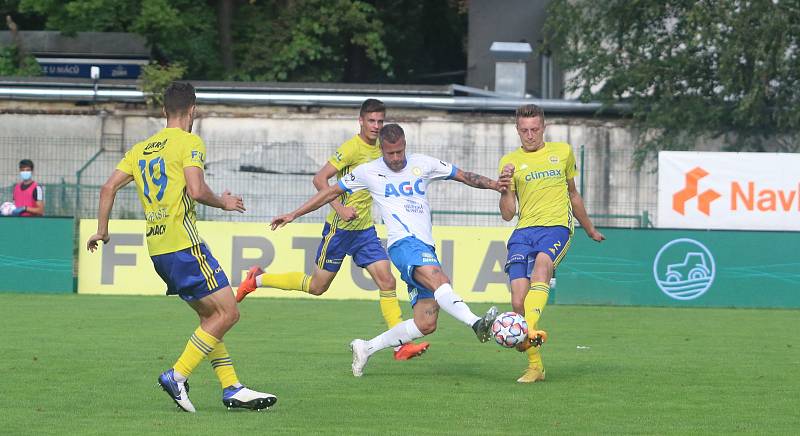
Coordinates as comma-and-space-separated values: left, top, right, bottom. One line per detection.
236, 99, 429, 360
498, 104, 605, 383
86, 82, 276, 412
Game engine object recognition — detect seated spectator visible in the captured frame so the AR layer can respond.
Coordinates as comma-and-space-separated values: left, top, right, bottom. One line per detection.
12, 159, 44, 216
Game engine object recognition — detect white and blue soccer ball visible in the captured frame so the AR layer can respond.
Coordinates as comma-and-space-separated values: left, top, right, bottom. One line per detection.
0, 202, 15, 216
491, 311, 528, 348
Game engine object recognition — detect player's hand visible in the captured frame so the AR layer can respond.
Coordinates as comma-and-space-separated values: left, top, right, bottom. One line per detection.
496, 175, 512, 193
221, 190, 245, 213
587, 229, 605, 242
86, 233, 109, 253
336, 206, 359, 222
498, 164, 514, 193
270, 213, 295, 230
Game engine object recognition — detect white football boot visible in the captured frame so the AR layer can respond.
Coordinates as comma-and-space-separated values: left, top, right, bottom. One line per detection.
350, 339, 371, 377
222, 385, 277, 410
157, 369, 196, 413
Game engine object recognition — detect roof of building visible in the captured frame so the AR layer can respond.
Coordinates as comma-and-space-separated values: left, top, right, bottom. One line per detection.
0, 31, 149, 58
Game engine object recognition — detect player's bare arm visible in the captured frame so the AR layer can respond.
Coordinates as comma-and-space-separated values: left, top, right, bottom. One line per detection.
498, 163, 517, 221
184, 166, 245, 212
313, 162, 357, 221
87, 169, 133, 252
567, 178, 605, 242
452, 168, 507, 192
271, 183, 347, 230
25, 199, 44, 216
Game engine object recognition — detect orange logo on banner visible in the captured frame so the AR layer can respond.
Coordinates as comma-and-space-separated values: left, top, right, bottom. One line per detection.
673, 167, 721, 216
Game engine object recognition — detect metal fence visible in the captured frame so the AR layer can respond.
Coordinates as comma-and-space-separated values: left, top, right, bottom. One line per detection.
1, 136, 657, 228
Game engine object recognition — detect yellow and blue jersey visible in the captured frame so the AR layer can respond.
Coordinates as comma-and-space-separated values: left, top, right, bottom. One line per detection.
498, 142, 577, 232
116, 127, 206, 256
325, 134, 382, 230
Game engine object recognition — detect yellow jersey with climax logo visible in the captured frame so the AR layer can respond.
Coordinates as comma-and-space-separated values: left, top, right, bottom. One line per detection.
498, 142, 577, 231
325, 134, 382, 230
116, 127, 206, 256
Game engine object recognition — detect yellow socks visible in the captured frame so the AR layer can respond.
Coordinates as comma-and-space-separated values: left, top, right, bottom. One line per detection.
208, 342, 240, 388
379, 289, 403, 329
526, 341, 544, 368
524, 281, 550, 368
260, 272, 311, 292
173, 327, 219, 378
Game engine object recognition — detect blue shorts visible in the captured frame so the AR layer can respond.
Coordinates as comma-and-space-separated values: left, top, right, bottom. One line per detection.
315, 223, 389, 272
388, 237, 440, 307
151, 243, 230, 302
505, 226, 571, 281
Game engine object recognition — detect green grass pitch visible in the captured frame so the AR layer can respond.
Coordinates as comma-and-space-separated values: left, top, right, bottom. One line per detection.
1, 293, 798, 435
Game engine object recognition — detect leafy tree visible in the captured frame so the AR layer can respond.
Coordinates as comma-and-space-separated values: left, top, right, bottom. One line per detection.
231, 0, 392, 82
545, 0, 800, 162
139, 62, 186, 108
7, 0, 467, 83
376, 0, 467, 84
1, 4, 42, 76
17, 0, 221, 79
0, 44, 41, 76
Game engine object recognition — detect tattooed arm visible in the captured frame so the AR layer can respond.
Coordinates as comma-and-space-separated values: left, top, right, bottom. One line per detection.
452, 168, 508, 192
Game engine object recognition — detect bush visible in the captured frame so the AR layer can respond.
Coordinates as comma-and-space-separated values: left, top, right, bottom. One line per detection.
0, 45, 42, 76
138, 62, 186, 108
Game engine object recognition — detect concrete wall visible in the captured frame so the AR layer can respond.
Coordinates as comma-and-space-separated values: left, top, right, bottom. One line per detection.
0, 103, 653, 228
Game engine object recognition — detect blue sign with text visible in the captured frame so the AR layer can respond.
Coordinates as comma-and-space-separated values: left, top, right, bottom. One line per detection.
39, 62, 144, 79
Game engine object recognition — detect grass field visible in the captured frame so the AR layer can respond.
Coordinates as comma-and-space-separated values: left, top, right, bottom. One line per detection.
2, 293, 798, 435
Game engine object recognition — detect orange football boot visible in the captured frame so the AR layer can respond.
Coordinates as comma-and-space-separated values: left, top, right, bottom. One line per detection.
235, 266, 263, 303
515, 330, 548, 352
393, 342, 430, 360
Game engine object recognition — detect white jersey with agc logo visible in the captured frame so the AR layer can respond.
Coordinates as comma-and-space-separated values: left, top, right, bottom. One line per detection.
338, 153, 457, 248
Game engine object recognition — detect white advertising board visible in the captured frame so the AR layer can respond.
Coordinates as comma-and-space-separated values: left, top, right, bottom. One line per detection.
658, 151, 800, 230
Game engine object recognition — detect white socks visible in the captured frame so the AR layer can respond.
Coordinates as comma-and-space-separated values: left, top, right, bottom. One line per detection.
365, 319, 424, 356
434, 283, 480, 326
361, 284, 478, 357
255, 274, 263, 287
172, 369, 188, 382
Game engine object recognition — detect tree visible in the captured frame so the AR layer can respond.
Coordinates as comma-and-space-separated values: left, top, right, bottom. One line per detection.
375, 0, 467, 84
545, 0, 800, 162
8, 0, 467, 83
139, 62, 186, 108
230, 0, 392, 82
1, 12, 41, 76
18, 0, 221, 79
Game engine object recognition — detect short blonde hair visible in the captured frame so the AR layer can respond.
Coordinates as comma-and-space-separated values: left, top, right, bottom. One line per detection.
515, 104, 545, 124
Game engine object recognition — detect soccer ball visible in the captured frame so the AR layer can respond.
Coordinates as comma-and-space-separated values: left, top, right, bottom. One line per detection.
0, 202, 15, 216
491, 311, 528, 348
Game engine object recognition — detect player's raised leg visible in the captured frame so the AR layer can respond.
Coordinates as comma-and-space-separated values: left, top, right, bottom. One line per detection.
237, 224, 346, 302
411, 264, 497, 342
236, 265, 314, 302
365, 259, 430, 360
388, 237, 497, 342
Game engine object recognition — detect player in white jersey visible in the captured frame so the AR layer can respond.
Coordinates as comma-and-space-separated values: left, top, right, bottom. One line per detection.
271, 124, 509, 377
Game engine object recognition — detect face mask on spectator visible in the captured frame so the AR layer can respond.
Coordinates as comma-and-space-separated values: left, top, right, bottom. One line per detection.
20, 171, 32, 181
